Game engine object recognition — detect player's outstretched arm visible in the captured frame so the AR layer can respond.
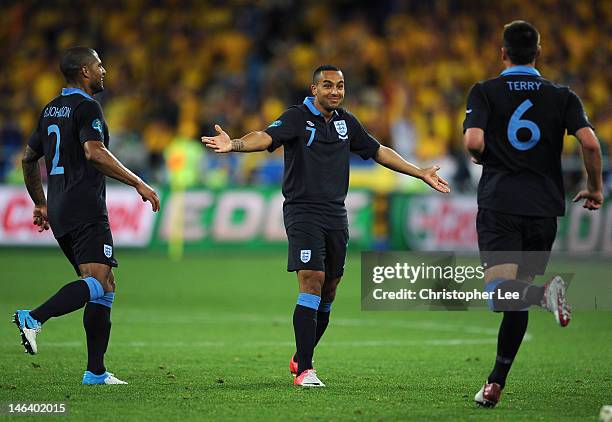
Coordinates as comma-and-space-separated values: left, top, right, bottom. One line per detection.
22, 145, 49, 232
201, 124, 272, 153
572, 127, 604, 210
374, 145, 450, 193
83, 141, 160, 212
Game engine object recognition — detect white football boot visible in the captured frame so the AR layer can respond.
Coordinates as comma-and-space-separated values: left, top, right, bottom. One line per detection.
541, 276, 571, 327
294, 369, 325, 387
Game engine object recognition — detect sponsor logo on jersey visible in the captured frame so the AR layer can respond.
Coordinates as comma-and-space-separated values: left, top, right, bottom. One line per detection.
268, 120, 282, 128
300, 249, 311, 263
92, 118, 103, 134
103, 244, 113, 258
306, 120, 314, 127
334, 120, 348, 140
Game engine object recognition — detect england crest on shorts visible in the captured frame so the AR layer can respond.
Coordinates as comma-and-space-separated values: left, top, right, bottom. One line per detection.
300, 249, 311, 263
103, 244, 113, 258
334, 120, 348, 140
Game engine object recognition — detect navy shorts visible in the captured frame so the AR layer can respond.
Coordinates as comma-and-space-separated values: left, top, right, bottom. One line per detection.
286, 222, 349, 278
56, 221, 118, 276
477, 208, 557, 276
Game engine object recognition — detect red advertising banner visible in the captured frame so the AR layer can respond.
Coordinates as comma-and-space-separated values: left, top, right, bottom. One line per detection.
0, 186, 155, 246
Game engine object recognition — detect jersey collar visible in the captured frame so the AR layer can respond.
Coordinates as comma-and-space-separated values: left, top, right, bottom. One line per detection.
303, 97, 339, 117
500, 66, 541, 77
61, 87, 94, 100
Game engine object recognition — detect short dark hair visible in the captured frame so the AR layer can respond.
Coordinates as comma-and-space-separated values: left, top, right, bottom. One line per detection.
312, 65, 341, 84
60, 47, 98, 83
503, 21, 540, 65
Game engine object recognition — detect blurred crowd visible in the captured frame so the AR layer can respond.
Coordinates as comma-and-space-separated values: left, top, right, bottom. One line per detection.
0, 0, 610, 193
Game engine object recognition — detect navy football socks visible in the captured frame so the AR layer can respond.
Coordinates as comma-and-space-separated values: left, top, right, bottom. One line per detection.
83, 301, 112, 375
293, 293, 321, 375
314, 301, 332, 347
30, 280, 93, 324
29, 276, 112, 376
488, 311, 529, 388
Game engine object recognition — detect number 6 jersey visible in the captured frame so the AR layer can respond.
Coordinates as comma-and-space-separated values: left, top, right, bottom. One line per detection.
463, 66, 592, 217
27, 88, 110, 238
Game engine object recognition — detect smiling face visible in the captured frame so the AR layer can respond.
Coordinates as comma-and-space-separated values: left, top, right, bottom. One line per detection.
311, 70, 345, 113
85, 51, 106, 94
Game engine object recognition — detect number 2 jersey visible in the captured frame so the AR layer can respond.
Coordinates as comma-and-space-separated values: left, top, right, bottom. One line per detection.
28, 88, 110, 238
463, 66, 592, 217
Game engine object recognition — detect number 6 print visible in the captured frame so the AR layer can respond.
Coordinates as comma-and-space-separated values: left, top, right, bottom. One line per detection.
507, 99, 541, 151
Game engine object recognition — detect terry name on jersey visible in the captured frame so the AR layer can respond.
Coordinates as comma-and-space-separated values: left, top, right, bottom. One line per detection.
506, 81, 542, 91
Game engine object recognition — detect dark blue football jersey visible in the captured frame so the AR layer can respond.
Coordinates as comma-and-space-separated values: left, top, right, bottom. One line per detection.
28, 88, 110, 237
463, 66, 592, 217
265, 97, 381, 229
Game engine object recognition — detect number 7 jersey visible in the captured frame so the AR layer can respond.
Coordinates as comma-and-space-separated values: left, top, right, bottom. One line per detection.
463, 66, 592, 217
27, 88, 110, 238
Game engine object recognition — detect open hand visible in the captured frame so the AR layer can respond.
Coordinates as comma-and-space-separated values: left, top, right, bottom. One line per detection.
201, 125, 232, 153
421, 166, 451, 193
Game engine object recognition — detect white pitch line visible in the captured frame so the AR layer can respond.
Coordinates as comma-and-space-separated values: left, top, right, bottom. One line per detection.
0, 338, 506, 349
113, 311, 516, 337
2, 313, 533, 351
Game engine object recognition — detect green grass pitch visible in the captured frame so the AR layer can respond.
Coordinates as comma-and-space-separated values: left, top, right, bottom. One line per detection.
0, 249, 610, 421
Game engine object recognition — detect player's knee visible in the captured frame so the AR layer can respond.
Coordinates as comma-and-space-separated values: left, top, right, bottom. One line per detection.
298, 270, 325, 294
79, 265, 111, 290
81, 276, 105, 301
321, 277, 341, 302
484, 264, 518, 283
321, 291, 336, 303
92, 274, 114, 293
299, 270, 325, 284
104, 272, 116, 293
300, 283, 321, 296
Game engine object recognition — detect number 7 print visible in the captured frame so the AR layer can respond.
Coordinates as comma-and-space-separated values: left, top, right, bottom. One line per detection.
305, 127, 316, 147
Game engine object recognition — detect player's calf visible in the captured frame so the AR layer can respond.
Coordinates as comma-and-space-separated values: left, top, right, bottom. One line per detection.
293, 292, 320, 376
